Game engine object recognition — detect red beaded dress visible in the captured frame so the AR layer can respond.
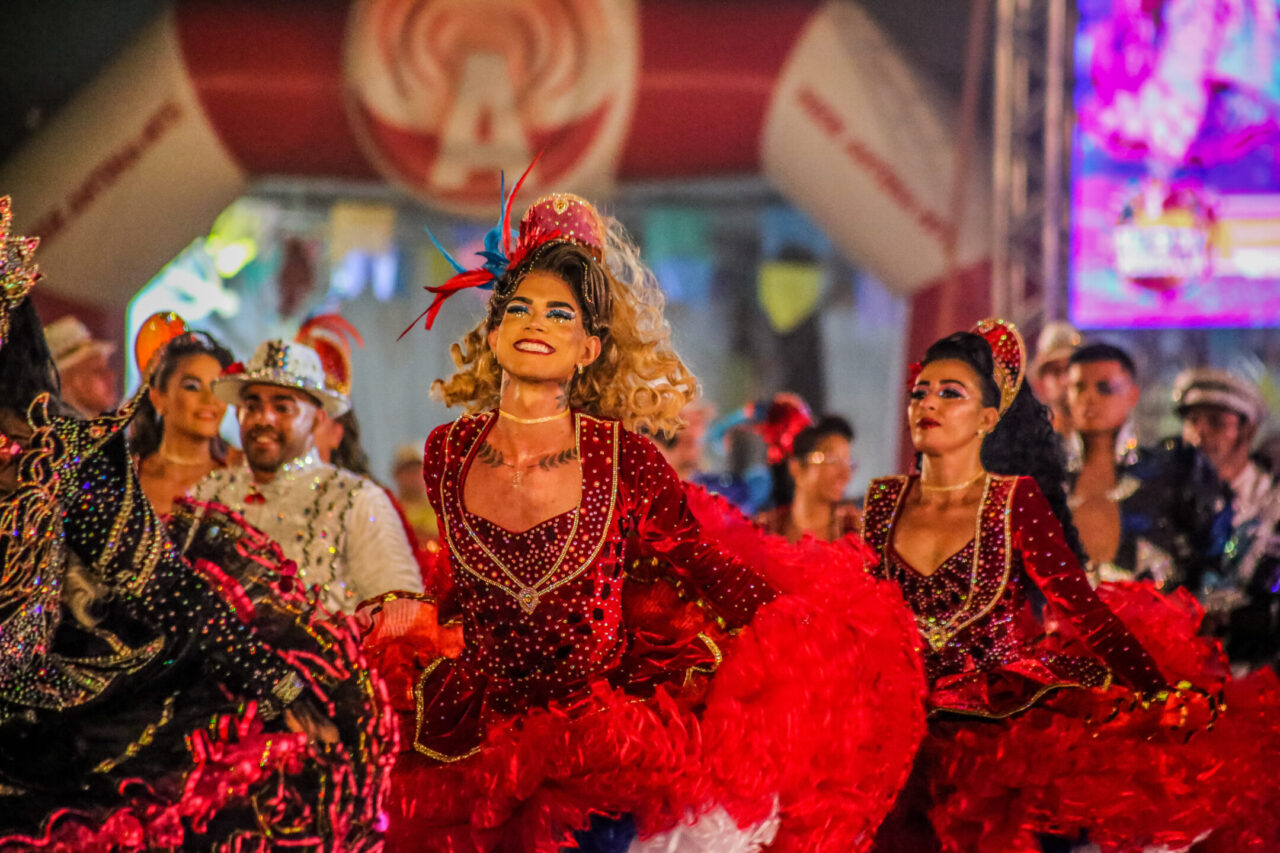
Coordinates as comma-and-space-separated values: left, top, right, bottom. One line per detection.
362, 409, 929, 852
864, 473, 1280, 852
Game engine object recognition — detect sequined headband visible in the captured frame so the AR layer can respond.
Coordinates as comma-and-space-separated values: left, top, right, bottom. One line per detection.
400, 155, 608, 337
0, 196, 42, 345
972, 317, 1026, 417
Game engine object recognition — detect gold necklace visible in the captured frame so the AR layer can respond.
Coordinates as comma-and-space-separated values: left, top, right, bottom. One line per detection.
158, 444, 209, 466
919, 470, 986, 492
498, 408, 570, 425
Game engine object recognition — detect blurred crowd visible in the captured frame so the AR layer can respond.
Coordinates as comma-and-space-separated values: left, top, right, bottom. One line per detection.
42, 307, 1280, 674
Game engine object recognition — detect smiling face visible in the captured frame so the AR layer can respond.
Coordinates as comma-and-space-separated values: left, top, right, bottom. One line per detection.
237, 383, 323, 475
149, 353, 227, 442
1067, 360, 1140, 436
486, 270, 602, 385
908, 358, 1000, 456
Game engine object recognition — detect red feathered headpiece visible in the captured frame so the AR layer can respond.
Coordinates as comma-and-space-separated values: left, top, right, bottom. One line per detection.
296, 313, 364, 397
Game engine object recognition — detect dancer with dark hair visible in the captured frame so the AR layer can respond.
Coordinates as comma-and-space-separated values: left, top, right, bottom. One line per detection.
0, 197, 392, 849
865, 319, 1280, 852
363, 181, 927, 852
755, 414, 862, 542
131, 317, 237, 514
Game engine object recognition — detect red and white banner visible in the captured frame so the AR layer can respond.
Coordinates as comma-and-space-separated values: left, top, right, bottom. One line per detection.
0, 0, 988, 307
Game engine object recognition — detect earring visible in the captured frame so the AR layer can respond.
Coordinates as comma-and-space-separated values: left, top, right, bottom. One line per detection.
976, 428, 986, 437
576, 364, 584, 376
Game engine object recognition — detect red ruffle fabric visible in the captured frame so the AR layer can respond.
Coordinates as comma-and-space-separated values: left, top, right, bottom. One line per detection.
361, 486, 927, 852
924, 581, 1280, 853
0, 502, 395, 852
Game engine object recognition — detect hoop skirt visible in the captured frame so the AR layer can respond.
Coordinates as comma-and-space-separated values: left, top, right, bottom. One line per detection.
0, 396, 392, 851
361, 410, 928, 852
864, 473, 1280, 853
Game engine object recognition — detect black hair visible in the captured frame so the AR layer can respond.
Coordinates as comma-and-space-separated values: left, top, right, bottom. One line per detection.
791, 415, 855, 460
0, 298, 62, 414
1068, 342, 1137, 378
488, 240, 612, 337
771, 414, 856, 508
131, 331, 235, 461
330, 409, 375, 481
923, 332, 1088, 566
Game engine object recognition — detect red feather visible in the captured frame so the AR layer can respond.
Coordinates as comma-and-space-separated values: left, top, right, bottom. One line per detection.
502, 151, 543, 257
297, 314, 364, 349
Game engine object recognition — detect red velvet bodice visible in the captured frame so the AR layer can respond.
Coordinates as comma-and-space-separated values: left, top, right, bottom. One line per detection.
864, 474, 1165, 717
413, 410, 778, 760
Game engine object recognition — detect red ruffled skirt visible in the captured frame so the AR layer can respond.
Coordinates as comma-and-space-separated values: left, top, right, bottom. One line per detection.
361, 488, 928, 852
914, 582, 1280, 853
0, 502, 394, 852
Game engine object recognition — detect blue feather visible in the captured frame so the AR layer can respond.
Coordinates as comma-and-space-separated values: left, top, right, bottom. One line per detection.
423, 223, 467, 275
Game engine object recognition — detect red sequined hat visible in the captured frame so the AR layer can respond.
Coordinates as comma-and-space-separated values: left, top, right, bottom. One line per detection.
403, 155, 610, 336
971, 317, 1026, 416
517, 193, 606, 260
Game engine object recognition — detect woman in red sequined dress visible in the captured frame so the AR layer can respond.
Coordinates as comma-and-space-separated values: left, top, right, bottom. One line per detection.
361, 180, 928, 852
864, 319, 1280, 853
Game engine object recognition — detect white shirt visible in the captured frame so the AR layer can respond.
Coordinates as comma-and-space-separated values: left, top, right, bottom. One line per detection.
190, 454, 423, 613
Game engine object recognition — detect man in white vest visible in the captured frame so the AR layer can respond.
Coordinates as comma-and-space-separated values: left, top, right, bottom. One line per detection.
191, 339, 423, 613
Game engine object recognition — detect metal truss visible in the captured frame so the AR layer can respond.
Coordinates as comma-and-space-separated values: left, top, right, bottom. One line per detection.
991, 0, 1073, 327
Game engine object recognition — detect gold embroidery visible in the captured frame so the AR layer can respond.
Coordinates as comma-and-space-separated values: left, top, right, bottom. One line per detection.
876, 475, 1017, 651
412, 658, 480, 762
440, 412, 619, 613
92, 694, 178, 773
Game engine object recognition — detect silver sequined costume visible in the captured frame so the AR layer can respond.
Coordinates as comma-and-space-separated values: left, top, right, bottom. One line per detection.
190, 453, 423, 612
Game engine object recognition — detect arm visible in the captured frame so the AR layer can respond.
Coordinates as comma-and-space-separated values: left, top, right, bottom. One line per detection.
1012, 477, 1166, 695
61, 427, 297, 709
625, 432, 779, 628
344, 484, 427, 600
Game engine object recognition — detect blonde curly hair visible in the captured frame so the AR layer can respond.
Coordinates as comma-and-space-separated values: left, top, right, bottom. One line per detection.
431, 217, 698, 435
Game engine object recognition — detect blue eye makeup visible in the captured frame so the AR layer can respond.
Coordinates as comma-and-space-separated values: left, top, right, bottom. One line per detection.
547, 308, 576, 322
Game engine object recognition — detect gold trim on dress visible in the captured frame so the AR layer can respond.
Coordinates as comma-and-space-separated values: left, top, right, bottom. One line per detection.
412, 658, 481, 763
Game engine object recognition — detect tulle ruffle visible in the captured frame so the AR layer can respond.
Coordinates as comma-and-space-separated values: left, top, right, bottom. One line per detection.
922, 581, 1280, 853
361, 486, 927, 852
0, 501, 394, 851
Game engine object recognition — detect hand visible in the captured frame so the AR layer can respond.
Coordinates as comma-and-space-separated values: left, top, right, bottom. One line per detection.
284, 697, 340, 745
1149, 681, 1219, 737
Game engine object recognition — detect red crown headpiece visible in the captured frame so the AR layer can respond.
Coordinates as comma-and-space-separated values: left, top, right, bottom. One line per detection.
517, 193, 606, 261
402, 155, 609, 337
972, 317, 1026, 417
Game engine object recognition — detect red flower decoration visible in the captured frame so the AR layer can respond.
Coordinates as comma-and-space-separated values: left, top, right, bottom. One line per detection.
223, 361, 246, 376
906, 361, 923, 392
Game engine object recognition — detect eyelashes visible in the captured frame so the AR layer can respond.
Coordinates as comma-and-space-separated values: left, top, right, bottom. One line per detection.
504, 304, 576, 323
909, 387, 968, 401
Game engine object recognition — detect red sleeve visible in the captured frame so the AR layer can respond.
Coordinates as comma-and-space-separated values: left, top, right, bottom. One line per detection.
1012, 477, 1166, 695
622, 430, 780, 628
